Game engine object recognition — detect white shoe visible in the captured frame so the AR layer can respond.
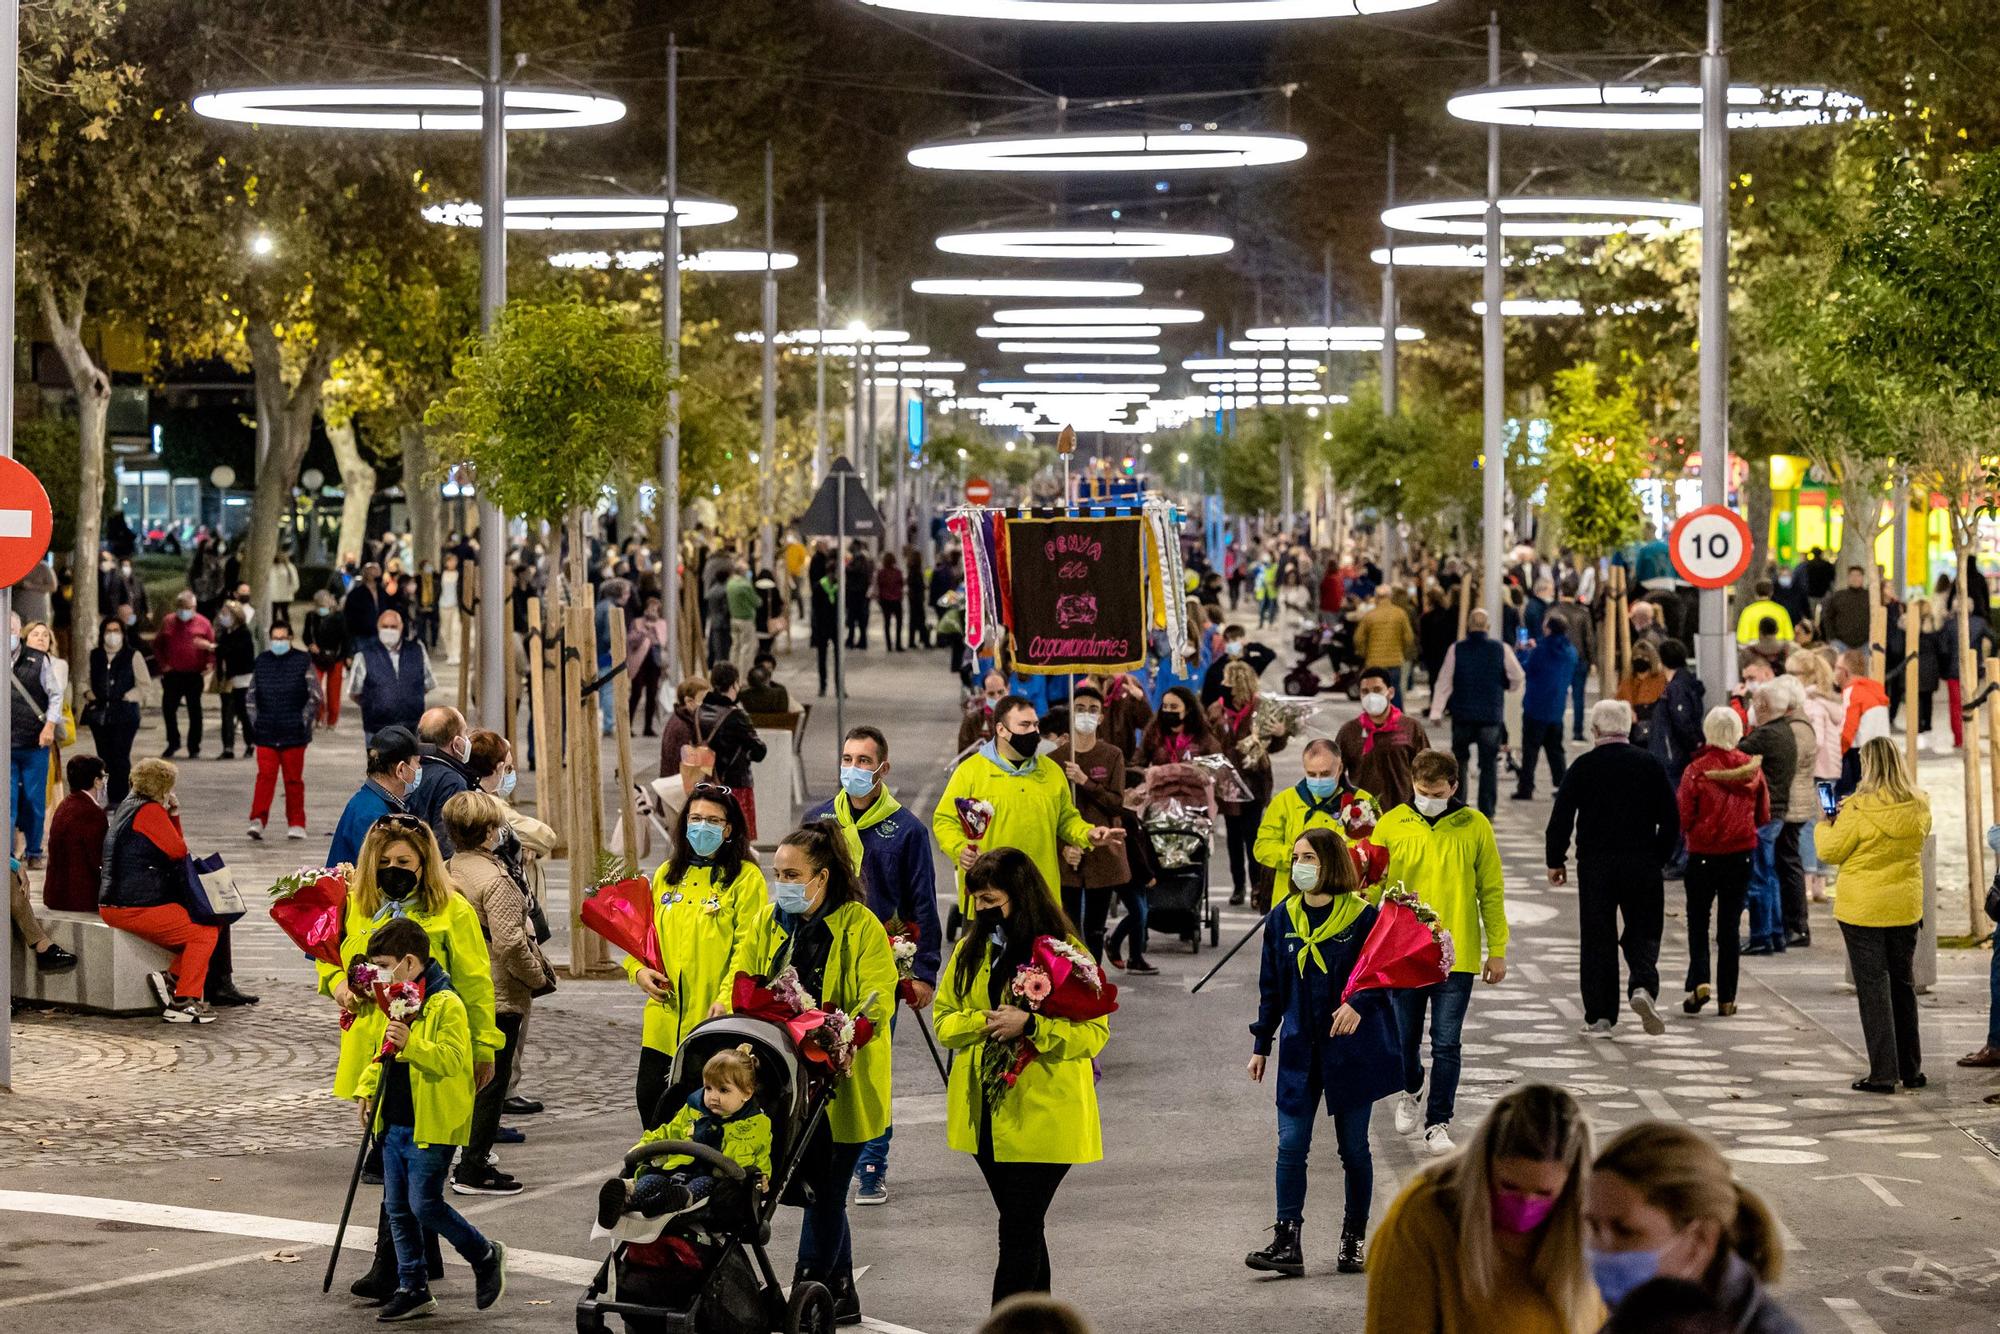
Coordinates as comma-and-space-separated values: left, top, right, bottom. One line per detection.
1630, 990, 1666, 1036
286, 825, 307, 840
1423, 1124, 1455, 1156
246, 820, 264, 840
1580, 1019, 1615, 1038
1394, 1092, 1423, 1136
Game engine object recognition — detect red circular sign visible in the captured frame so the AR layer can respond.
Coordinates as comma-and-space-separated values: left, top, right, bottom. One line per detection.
1668, 504, 1754, 590
0, 457, 53, 589
964, 477, 993, 506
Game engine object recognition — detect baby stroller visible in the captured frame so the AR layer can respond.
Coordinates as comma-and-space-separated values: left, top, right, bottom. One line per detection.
576, 1016, 839, 1334
1133, 761, 1220, 951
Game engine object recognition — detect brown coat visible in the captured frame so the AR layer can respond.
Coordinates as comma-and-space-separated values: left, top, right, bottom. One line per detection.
449, 845, 552, 1015
1052, 739, 1129, 889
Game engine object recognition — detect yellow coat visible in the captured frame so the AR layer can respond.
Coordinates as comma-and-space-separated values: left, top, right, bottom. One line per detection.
624, 860, 768, 1056
1816, 791, 1932, 928
934, 934, 1108, 1165
357, 989, 475, 1149
933, 749, 1094, 910
1254, 782, 1373, 906
728, 900, 897, 1144
317, 892, 500, 1100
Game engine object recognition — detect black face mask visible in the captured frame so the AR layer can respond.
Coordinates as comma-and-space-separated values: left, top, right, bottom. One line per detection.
377, 865, 421, 900
1002, 729, 1039, 758
974, 906, 1006, 930
1159, 713, 1184, 731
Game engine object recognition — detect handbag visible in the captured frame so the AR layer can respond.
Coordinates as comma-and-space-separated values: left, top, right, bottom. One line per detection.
80, 696, 107, 731
527, 893, 553, 945
1985, 873, 2000, 925
680, 705, 718, 795
184, 852, 247, 926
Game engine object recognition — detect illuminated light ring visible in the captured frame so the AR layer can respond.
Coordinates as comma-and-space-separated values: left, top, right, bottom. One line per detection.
424, 195, 737, 232
911, 278, 1142, 298
1231, 338, 1381, 353
549, 249, 799, 272
1022, 362, 1168, 375
980, 325, 1163, 340
908, 132, 1306, 174
1019, 422, 1160, 434
999, 341, 1161, 356
994, 307, 1202, 326
859, 0, 1439, 20
980, 381, 1162, 394
1370, 243, 1568, 268
1381, 197, 1700, 239
191, 86, 626, 132
1470, 298, 1665, 317
1184, 357, 1326, 371
877, 360, 968, 372
936, 228, 1235, 260
1245, 325, 1426, 343
1444, 83, 1869, 132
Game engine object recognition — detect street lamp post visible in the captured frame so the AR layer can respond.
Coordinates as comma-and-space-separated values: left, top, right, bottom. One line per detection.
760, 143, 778, 571
1480, 11, 1505, 625
0, 0, 20, 1089
660, 34, 682, 681
476, 0, 509, 730
1696, 0, 1733, 692
815, 198, 828, 481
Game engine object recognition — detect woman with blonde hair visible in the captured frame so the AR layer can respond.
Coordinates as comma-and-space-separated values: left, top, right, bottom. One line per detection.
1365, 1083, 1600, 1333
1786, 651, 1844, 901
1817, 737, 1931, 1093
1586, 1122, 1802, 1332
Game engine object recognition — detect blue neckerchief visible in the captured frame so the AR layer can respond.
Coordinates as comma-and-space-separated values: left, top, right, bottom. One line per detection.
421, 958, 453, 995
373, 896, 414, 926
980, 739, 1036, 777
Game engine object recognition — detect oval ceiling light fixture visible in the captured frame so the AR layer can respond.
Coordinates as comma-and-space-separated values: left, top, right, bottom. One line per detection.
980, 324, 1163, 340
1022, 362, 1169, 375
1471, 298, 1586, 317
908, 132, 1306, 174
1244, 324, 1426, 343
980, 381, 1162, 394
912, 277, 1143, 298
192, 85, 626, 131
1183, 357, 1324, 371
1369, 242, 1568, 268
424, 195, 737, 231
936, 227, 1235, 260
737, 328, 911, 346
860, 0, 1438, 18
1381, 197, 1699, 239
550, 249, 799, 272
994, 306, 1203, 326
1445, 83, 1868, 132
999, 341, 1161, 356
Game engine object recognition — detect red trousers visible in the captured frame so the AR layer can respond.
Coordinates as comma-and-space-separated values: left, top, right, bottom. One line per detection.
1949, 678, 1965, 748
251, 745, 308, 829
316, 661, 343, 725
99, 903, 217, 999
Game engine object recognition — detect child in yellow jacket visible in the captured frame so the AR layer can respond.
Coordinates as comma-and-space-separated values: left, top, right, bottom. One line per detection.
598, 1044, 774, 1228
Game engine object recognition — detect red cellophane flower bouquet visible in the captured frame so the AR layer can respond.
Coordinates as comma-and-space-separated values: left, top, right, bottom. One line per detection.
955, 797, 995, 855
267, 863, 353, 968
376, 978, 426, 1061
1340, 882, 1454, 1003
979, 936, 1119, 1109
730, 937, 877, 1077
581, 875, 661, 972
884, 915, 922, 1007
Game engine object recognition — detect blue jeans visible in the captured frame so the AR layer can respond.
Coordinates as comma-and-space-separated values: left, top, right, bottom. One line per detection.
1568, 659, 1590, 738
1276, 1100, 1373, 1233
855, 1012, 899, 1176
798, 1138, 866, 1279
1987, 945, 2000, 1049
1107, 884, 1150, 960
381, 1125, 491, 1291
1376, 665, 1404, 709
10, 745, 48, 856
597, 652, 615, 733
1393, 972, 1476, 1128
1747, 820, 1785, 949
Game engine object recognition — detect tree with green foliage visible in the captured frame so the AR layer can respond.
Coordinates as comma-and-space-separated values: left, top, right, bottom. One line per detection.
1540, 363, 1646, 560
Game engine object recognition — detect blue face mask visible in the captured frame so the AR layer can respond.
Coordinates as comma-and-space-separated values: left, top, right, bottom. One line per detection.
1587, 1246, 1667, 1308
774, 880, 811, 915
177, 609, 194, 622
1305, 775, 1337, 800
839, 766, 876, 799
498, 769, 517, 799
686, 821, 725, 859
270, 639, 292, 655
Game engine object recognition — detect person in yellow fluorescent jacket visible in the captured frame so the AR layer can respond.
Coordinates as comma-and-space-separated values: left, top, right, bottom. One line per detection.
935, 847, 1109, 1308
625, 785, 766, 1129
1255, 739, 1379, 907
321, 816, 502, 1303
932, 694, 1122, 915
727, 820, 896, 1327
352, 916, 509, 1320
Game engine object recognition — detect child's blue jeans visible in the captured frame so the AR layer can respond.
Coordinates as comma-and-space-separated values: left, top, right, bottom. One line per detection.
381, 1125, 491, 1290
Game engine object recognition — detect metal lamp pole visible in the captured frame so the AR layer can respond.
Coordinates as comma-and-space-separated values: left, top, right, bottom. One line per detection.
1695, 0, 1734, 692
0, 0, 18, 1090
759, 142, 778, 571
814, 198, 828, 481
1479, 12, 1506, 625
476, 0, 509, 728
660, 33, 682, 680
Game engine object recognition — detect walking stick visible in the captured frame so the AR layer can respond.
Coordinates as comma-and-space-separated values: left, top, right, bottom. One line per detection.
323, 1077, 390, 1293
1190, 914, 1268, 995
908, 1001, 950, 1087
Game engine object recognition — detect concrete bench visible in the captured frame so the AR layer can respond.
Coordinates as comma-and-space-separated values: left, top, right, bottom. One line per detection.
10, 908, 174, 1016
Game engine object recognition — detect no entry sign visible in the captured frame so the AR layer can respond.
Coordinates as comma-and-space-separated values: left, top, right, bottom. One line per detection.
964, 476, 993, 506
1669, 504, 1753, 589
0, 457, 53, 589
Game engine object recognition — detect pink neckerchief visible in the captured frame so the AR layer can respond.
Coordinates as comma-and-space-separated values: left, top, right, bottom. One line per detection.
1222, 697, 1256, 735
1356, 702, 1406, 755
1157, 732, 1194, 763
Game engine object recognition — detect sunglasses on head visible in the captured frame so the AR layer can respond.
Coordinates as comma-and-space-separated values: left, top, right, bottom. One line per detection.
372, 813, 427, 833
690, 782, 733, 801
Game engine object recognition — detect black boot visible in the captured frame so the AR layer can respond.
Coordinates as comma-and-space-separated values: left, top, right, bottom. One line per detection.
1245, 1220, 1304, 1277
829, 1265, 862, 1326
1337, 1228, 1366, 1274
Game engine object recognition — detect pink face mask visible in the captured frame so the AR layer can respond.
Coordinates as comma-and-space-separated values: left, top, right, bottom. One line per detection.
1491, 1188, 1558, 1235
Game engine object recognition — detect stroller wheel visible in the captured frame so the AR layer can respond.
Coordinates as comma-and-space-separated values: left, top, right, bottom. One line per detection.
785, 1280, 835, 1334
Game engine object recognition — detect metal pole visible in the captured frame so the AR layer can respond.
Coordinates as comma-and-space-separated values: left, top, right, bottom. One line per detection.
1381, 135, 1399, 418
835, 473, 848, 742
1696, 0, 1733, 691
0, 0, 18, 1089
814, 198, 828, 481
476, 0, 510, 730
759, 142, 778, 573
660, 33, 682, 682
1479, 12, 1505, 625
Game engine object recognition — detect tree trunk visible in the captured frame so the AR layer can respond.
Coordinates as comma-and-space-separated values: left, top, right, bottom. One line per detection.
402, 425, 441, 571
1835, 450, 1885, 582
1957, 520, 1985, 934
1732, 452, 1772, 608
326, 416, 375, 567
246, 325, 335, 634
39, 284, 109, 680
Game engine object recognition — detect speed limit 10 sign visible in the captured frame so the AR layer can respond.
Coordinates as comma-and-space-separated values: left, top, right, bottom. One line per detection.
1669, 504, 1754, 589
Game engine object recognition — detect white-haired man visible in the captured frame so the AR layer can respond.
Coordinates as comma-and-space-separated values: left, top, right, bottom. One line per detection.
1545, 698, 1681, 1037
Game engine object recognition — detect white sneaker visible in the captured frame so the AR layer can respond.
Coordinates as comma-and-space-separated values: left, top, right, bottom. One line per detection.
246, 820, 264, 840
1630, 990, 1667, 1036
1394, 1092, 1423, 1135
1580, 1019, 1615, 1038
286, 825, 308, 840
1423, 1124, 1455, 1156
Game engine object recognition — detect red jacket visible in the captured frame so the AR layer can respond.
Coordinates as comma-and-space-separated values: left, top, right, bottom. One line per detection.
1676, 745, 1770, 855
1841, 676, 1891, 751
153, 612, 214, 675
42, 790, 108, 912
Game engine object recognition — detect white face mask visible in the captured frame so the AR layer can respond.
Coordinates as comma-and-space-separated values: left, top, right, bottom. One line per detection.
1360, 692, 1390, 717
103, 632, 124, 653
1413, 793, 1449, 818
1073, 713, 1100, 735
379, 629, 402, 648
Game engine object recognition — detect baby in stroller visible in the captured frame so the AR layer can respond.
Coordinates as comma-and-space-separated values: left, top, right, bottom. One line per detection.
598, 1045, 773, 1229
